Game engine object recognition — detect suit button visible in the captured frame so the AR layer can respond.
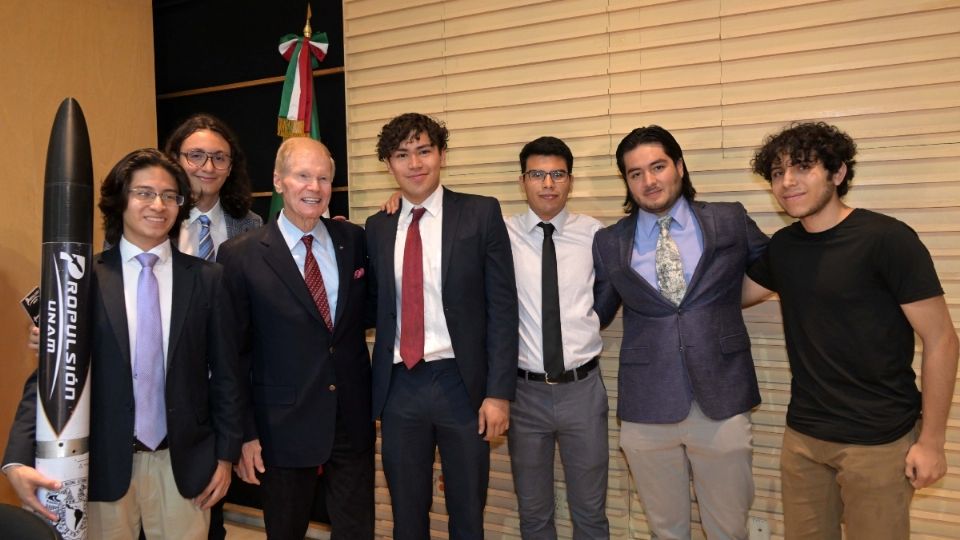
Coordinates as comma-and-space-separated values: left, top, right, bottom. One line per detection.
679, 346, 684, 352
329, 346, 335, 354
328, 385, 336, 392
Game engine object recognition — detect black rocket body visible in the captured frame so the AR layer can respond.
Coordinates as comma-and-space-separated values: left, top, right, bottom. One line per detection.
36, 97, 94, 540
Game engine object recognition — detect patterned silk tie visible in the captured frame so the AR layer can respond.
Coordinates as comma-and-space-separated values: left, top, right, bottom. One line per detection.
538, 222, 565, 379
655, 215, 686, 306
302, 235, 334, 331
134, 253, 167, 450
400, 207, 427, 369
197, 215, 214, 261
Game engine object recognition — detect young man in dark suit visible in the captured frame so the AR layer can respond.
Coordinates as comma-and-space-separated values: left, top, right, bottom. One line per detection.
3, 148, 242, 539
593, 126, 768, 539
218, 137, 374, 540
365, 113, 519, 540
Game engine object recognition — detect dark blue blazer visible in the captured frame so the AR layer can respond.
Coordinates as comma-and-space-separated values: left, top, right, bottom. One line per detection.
593, 201, 768, 423
365, 188, 519, 419
3, 247, 243, 501
217, 218, 374, 468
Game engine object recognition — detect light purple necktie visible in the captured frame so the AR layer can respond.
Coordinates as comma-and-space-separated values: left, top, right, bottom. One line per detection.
134, 253, 167, 449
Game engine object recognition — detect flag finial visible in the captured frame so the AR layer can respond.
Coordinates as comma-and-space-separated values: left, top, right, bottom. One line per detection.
304, 4, 313, 38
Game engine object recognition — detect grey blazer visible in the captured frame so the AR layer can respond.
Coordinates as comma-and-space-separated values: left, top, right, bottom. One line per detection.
225, 210, 263, 239
593, 201, 768, 423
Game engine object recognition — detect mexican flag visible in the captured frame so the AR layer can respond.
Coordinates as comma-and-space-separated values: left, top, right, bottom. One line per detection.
270, 31, 329, 218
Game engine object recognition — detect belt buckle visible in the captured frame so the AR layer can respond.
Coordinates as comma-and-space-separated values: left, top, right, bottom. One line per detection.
544, 373, 560, 385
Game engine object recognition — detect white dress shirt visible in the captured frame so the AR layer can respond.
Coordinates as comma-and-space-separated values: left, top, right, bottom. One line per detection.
393, 186, 454, 363
276, 210, 339, 318
178, 199, 228, 256
120, 237, 174, 369
506, 208, 603, 373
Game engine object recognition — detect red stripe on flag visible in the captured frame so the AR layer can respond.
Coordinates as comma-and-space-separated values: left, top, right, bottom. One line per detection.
297, 43, 313, 128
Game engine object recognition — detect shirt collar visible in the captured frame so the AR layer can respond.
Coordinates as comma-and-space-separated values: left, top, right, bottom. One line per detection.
189, 199, 223, 225
119, 236, 172, 264
400, 184, 443, 223
636, 197, 693, 238
521, 206, 569, 236
277, 210, 329, 251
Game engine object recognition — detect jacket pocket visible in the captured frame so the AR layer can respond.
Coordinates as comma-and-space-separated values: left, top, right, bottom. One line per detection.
719, 333, 751, 354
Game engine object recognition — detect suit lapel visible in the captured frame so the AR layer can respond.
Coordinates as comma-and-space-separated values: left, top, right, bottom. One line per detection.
325, 218, 352, 330
98, 248, 131, 368
686, 201, 715, 295
619, 212, 671, 303
440, 187, 461, 287
381, 208, 401, 310
167, 250, 194, 364
261, 221, 326, 325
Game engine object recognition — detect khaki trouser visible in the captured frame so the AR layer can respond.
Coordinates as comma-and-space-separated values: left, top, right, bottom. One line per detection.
88, 449, 209, 540
781, 426, 917, 540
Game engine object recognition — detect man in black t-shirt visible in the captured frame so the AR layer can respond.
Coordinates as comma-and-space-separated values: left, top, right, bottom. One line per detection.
743, 122, 958, 540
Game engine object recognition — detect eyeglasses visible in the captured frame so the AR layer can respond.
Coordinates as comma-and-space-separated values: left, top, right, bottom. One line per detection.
523, 170, 570, 183
180, 150, 232, 170
128, 188, 185, 207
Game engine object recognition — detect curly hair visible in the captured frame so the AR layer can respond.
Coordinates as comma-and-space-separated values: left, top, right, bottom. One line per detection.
616, 125, 696, 214
163, 113, 254, 218
519, 136, 573, 173
751, 122, 857, 197
99, 148, 192, 247
376, 113, 449, 161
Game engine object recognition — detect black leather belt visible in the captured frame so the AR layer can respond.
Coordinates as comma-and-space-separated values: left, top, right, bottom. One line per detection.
518, 357, 598, 384
133, 437, 168, 452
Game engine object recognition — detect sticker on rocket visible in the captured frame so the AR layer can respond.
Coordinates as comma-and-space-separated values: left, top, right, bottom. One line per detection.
38, 242, 92, 436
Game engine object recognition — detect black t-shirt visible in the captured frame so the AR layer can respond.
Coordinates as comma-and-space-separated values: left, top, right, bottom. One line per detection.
747, 209, 943, 444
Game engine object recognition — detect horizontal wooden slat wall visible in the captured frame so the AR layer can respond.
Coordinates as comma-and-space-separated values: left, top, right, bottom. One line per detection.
344, 1, 960, 538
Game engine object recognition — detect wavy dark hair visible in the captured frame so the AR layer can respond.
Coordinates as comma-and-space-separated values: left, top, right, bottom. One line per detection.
751, 121, 857, 197
99, 148, 192, 247
163, 113, 254, 218
376, 113, 449, 161
519, 136, 573, 173
616, 125, 696, 214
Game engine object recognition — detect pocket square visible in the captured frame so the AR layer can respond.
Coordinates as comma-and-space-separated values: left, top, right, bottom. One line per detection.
353, 267, 365, 279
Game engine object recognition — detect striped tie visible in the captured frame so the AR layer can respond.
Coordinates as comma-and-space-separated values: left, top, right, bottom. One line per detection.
197, 215, 214, 261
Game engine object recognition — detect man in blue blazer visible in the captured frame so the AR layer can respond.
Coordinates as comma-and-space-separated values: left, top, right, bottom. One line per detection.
593, 126, 768, 539
365, 113, 518, 540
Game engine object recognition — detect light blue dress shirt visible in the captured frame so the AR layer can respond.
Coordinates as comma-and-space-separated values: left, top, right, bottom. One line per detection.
630, 197, 703, 291
277, 211, 339, 318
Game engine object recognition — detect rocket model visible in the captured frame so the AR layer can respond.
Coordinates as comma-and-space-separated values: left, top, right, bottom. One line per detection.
36, 98, 94, 540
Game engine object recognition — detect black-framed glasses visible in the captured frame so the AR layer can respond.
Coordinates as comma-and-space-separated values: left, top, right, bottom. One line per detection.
523, 169, 570, 183
180, 150, 232, 170
128, 188, 185, 207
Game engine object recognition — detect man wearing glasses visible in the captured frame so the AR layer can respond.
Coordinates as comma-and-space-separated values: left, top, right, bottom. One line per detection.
505, 136, 610, 539
3, 148, 242, 539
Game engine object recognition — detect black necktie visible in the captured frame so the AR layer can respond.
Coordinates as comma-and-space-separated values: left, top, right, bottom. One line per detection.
538, 222, 564, 379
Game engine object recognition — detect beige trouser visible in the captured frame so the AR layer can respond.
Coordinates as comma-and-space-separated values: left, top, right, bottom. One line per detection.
88, 449, 209, 540
620, 402, 754, 540
780, 426, 917, 540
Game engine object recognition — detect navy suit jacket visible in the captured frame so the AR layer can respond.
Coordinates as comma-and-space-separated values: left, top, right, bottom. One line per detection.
593, 201, 768, 423
365, 188, 519, 419
217, 218, 374, 468
3, 247, 243, 501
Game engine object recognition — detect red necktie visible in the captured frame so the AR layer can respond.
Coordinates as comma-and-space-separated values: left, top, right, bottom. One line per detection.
400, 208, 427, 369
302, 235, 334, 331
